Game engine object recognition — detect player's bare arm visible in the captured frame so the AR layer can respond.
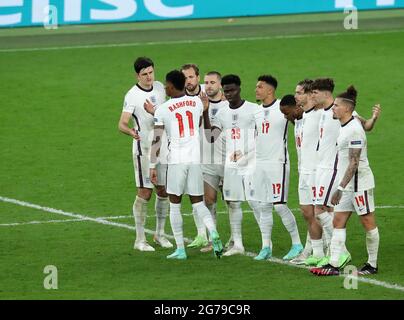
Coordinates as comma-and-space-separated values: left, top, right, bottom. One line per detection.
331, 148, 361, 205
355, 104, 381, 132
149, 124, 164, 185
118, 111, 140, 140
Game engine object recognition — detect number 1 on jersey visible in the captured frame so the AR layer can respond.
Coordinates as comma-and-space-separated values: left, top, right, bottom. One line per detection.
176, 111, 194, 138
262, 121, 270, 134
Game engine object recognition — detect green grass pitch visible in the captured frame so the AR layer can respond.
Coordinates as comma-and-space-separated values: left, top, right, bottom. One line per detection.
1, 10, 404, 299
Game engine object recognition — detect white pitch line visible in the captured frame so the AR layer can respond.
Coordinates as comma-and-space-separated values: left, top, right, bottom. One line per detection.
1, 195, 404, 293
0, 215, 132, 227
0, 29, 403, 53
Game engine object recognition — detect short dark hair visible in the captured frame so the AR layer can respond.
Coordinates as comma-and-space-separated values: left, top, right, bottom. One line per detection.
221, 74, 241, 87
206, 71, 222, 81
298, 79, 313, 93
134, 57, 154, 74
311, 78, 335, 93
337, 85, 358, 108
181, 63, 200, 76
166, 70, 186, 91
258, 75, 278, 89
280, 94, 296, 107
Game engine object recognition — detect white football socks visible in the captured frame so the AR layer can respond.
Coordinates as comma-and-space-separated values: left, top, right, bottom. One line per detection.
206, 202, 217, 227
275, 204, 301, 245
316, 211, 334, 249
155, 195, 169, 238
248, 200, 261, 225
259, 202, 274, 249
191, 208, 208, 240
311, 238, 325, 259
303, 231, 312, 256
228, 201, 243, 248
366, 227, 379, 268
330, 228, 346, 267
169, 203, 184, 249
192, 201, 216, 234
133, 196, 148, 242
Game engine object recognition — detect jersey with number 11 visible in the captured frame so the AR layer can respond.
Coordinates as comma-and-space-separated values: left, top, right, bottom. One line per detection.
154, 95, 203, 164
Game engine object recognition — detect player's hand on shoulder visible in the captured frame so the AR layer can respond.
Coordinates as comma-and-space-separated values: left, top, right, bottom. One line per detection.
144, 99, 155, 115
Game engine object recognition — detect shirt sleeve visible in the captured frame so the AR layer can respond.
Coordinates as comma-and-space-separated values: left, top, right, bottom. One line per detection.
348, 130, 365, 149
154, 107, 165, 126
122, 93, 135, 113
210, 109, 222, 130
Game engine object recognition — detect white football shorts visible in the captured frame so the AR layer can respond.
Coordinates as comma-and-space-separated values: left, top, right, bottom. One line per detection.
314, 168, 338, 207
133, 153, 167, 189
166, 164, 204, 196
298, 171, 316, 206
334, 189, 375, 216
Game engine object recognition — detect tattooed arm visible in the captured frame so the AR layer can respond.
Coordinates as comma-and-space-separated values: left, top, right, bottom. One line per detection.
331, 148, 362, 205
149, 125, 164, 185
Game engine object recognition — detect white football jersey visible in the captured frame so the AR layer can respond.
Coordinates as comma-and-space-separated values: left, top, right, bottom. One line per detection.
255, 99, 289, 164
300, 107, 322, 174
336, 116, 375, 191
295, 118, 303, 171
211, 100, 263, 171
317, 105, 340, 169
200, 99, 228, 165
154, 95, 203, 164
122, 81, 166, 157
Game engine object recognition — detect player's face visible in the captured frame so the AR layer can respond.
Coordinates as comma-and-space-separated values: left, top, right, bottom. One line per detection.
280, 105, 296, 122
294, 105, 304, 120
137, 66, 154, 88
312, 89, 327, 106
204, 74, 221, 98
255, 81, 271, 101
182, 68, 200, 92
294, 85, 306, 106
223, 83, 241, 104
332, 98, 348, 119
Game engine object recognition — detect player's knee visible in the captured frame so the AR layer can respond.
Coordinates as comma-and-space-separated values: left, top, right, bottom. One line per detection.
204, 194, 216, 206
360, 213, 376, 230
137, 188, 152, 201
248, 201, 260, 211
155, 186, 168, 198
274, 203, 287, 212
314, 205, 328, 215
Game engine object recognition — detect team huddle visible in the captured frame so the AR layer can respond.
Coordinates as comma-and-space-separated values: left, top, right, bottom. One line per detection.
118, 57, 381, 276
